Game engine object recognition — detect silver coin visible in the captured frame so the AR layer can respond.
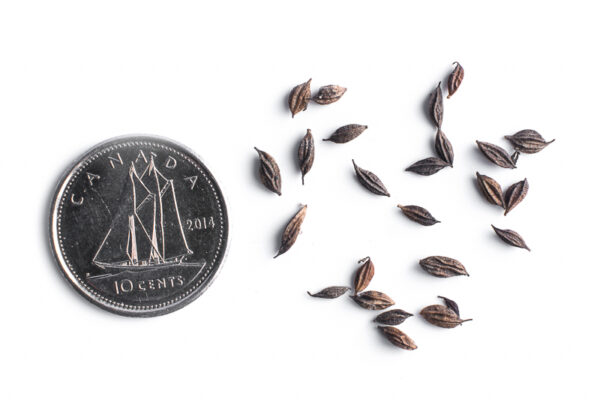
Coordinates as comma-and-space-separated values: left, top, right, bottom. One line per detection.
50, 136, 229, 317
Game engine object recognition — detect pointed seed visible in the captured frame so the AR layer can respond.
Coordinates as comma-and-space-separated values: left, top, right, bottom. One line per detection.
323, 124, 368, 144
505, 129, 555, 154
378, 326, 417, 350
297, 129, 315, 185
288, 78, 311, 118
254, 147, 282, 195
313, 85, 347, 105
476, 172, 505, 208
353, 256, 375, 293
492, 225, 530, 251
447, 62, 464, 99
351, 291, 395, 310
434, 128, 454, 166
504, 178, 528, 215
353, 160, 390, 196
419, 256, 469, 277
397, 205, 440, 226
374, 309, 413, 326
405, 157, 449, 176
476, 140, 516, 169
420, 304, 472, 328
274, 205, 307, 258
307, 286, 351, 299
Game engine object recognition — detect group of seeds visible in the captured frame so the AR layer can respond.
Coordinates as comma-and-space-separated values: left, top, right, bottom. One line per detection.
308, 257, 472, 350
475, 129, 554, 250
254, 63, 554, 349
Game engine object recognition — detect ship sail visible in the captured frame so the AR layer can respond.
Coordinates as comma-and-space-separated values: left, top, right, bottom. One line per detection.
93, 158, 193, 270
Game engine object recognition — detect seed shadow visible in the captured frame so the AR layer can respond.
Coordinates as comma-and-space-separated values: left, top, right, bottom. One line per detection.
414, 261, 432, 278
472, 144, 492, 166
421, 87, 435, 126
281, 92, 290, 116
471, 175, 487, 203
289, 133, 302, 181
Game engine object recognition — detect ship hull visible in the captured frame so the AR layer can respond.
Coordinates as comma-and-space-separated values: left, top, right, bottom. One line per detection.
94, 260, 204, 275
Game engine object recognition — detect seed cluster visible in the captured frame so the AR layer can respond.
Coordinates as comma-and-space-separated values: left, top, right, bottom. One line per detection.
254, 63, 554, 350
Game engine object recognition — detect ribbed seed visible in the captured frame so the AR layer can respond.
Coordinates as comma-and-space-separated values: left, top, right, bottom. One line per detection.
288, 78, 312, 118
476, 172, 505, 208
397, 205, 440, 226
274, 205, 307, 258
353, 256, 375, 293
313, 85, 347, 105
351, 291, 395, 310
429, 81, 444, 128
374, 309, 413, 326
447, 62, 464, 99
323, 124, 368, 143
505, 129, 555, 154
297, 129, 315, 185
420, 304, 472, 328
504, 178, 528, 215
254, 147, 282, 195
378, 326, 417, 350
476, 140, 516, 168
492, 225, 530, 251
307, 286, 351, 299
405, 157, 449, 176
434, 128, 454, 166
352, 160, 390, 196
419, 256, 469, 277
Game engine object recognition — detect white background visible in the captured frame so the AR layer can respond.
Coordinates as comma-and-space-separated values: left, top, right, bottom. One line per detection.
1, 1, 599, 399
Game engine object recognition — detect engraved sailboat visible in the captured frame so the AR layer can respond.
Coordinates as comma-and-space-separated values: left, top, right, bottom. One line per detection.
93, 158, 197, 272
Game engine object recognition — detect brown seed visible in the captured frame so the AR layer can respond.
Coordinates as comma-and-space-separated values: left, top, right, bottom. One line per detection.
323, 124, 368, 144
351, 291, 395, 310
476, 172, 505, 208
374, 309, 413, 326
420, 304, 472, 328
447, 62, 464, 99
313, 85, 347, 105
254, 147, 282, 195
505, 129, 555, 154
504, 178, 528, 215
405, 157, 449, 176
353, 256, 375, 293
429, 81, 444, 128
397, 205, 440, 226
492, 225, 530, 251
274, 205, 307, 258
437, 296, 460, 317
476, 140, 516, 169
352, 160, 390, 197
288, 78, 312, 118
307, 286, 351, 299
434, 128, 454, 166
297, 129, 315, 185
419, 256, 469, 277
377, 326, 417, 350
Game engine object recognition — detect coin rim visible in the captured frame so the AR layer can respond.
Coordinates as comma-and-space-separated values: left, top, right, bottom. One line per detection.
49, 134, 230, 317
